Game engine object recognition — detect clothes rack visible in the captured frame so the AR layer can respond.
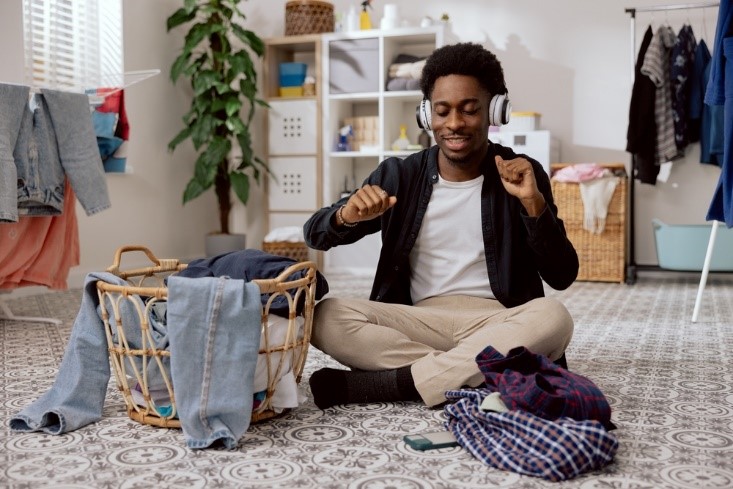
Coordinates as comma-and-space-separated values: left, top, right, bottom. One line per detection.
624, 2, 721, 322
0, 69, 160, 324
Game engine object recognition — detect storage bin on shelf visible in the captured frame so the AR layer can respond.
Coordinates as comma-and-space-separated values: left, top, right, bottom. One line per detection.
285, 0, 334, 36
96, 245, 318, 428
550, 163, 627, 283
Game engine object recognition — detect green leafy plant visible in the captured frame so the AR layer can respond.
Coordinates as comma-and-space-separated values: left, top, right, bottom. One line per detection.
167, 0, 268, 235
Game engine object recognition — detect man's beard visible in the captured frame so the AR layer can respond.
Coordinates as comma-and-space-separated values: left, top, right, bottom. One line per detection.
440, 147, 473, 166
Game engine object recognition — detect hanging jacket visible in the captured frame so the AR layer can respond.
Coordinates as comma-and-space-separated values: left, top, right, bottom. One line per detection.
705, 2, 733, 227
669, 24, 697, 151
626, 26, 659, 184
641, 25, 679, 165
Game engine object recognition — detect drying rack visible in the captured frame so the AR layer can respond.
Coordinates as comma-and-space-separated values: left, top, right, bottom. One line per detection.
0, 69, 160, 325
624, 2, 722, 322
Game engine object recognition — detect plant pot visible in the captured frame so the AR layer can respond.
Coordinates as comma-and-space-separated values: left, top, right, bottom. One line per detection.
205, 233, 246, 257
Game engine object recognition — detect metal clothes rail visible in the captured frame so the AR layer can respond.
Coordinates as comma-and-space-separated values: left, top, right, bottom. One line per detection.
624, 2, 721, 323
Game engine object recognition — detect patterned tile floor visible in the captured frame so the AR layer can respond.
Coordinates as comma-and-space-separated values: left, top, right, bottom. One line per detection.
1, 274, 733, 488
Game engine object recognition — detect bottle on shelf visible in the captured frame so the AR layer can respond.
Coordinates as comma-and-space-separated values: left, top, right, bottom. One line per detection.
337, 124, 353, 151
392, 124, 410, 151
345, 6, 359, 32
360, 0, 373, 30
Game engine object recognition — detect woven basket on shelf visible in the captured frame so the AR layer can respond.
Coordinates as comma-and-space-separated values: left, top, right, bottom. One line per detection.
96, 245, 318, 428
550, 163, 627, 283
285, 0, 334, 36
262, 241, 310, 262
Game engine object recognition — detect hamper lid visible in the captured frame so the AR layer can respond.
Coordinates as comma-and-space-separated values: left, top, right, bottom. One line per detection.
286, 0, 334, 7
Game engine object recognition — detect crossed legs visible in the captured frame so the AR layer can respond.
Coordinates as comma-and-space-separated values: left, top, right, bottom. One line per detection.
309, 295, 574, 407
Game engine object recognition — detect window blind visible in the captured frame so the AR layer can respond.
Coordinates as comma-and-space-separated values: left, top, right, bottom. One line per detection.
22, 0, 123, 90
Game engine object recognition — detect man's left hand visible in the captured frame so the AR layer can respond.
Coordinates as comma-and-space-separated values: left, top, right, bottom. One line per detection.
495, 155, 546, 217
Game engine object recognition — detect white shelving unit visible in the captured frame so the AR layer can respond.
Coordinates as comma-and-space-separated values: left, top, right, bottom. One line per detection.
262, 34, 323, 266
320, 26, 446, 275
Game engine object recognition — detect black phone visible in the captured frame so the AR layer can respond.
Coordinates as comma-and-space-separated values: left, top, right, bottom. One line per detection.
403, 430, 460, 451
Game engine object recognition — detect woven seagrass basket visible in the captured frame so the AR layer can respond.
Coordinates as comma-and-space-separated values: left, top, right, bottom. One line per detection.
262, 241, 310, 262
97, 245, 318, 428
550, 163, 627, 283
285, 0, 334, 36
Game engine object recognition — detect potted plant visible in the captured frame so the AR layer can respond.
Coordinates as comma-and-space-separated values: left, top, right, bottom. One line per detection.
167, 0, 268, 255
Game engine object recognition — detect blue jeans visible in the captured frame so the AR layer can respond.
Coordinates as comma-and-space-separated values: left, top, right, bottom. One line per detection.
2, 85, 111, 220
10, 273, 262, 451
167, 276, 262, 449
9, 272, 148, 434
0, 84, 30, 222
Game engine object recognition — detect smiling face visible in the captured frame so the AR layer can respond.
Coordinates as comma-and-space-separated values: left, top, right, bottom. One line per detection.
430, 74, 491, 180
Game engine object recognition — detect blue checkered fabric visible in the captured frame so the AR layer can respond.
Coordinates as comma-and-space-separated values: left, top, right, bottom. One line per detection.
444, 389, 618, 482
475, 346, 614, 429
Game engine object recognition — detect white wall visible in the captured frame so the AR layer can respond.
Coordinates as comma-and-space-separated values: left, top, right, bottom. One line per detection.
1, 0, 724, 291
324, 0, 724, 266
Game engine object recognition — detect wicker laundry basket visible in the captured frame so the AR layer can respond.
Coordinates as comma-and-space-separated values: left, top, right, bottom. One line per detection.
550, 163, 627, 283
262, 241, 310, 262
97, 245, 318, 428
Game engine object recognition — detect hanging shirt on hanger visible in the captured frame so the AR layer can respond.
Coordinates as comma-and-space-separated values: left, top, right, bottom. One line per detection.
641, 25, 679, 165
669, 24, 697, 152
689, 39, 722, 165
627, 25, 659, 184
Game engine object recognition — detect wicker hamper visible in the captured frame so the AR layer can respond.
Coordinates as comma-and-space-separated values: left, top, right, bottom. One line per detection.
550, 163, 627, 283
97, 245, 318, 428
262, 241, 310, 262
285, 0, 334, 36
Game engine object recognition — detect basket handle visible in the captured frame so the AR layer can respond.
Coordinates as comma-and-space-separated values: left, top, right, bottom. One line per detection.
253, 260, 318, 294
106, 245, 184, 277
110, 245, 162, 268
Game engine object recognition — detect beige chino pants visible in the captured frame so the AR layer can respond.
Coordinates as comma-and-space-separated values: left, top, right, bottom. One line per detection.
311, 295, 574, 406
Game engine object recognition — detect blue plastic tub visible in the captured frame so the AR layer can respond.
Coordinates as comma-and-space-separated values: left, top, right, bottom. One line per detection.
279, 62, 307, 87
652, 218, 733, 271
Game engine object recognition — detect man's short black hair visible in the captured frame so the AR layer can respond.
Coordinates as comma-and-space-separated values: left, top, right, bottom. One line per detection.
420, 42, 508, 100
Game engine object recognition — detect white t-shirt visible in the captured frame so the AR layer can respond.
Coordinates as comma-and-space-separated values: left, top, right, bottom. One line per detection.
409, 174, 494, 303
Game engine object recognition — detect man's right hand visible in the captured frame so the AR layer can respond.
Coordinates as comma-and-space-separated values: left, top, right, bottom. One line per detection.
341, 185, 397, 225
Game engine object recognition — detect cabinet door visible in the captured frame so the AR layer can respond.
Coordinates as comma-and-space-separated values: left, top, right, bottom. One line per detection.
267, 156, 318, 211
268, 99, 317, 155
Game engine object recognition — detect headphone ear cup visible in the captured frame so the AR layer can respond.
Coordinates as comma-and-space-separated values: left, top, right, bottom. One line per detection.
416, 99, 432, 131
489, 94, 512, 127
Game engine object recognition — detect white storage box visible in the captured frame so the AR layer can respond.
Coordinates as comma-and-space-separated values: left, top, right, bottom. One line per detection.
502, 111, 541, 132
268, 99, 317, 155
267, 156, 318, 211
329, 38, 379, 94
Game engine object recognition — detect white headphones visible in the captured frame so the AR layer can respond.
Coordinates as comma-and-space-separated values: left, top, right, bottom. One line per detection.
415, 93, 512, 131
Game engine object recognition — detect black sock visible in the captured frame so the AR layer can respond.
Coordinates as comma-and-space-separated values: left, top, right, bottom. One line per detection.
309, 366, 421, 409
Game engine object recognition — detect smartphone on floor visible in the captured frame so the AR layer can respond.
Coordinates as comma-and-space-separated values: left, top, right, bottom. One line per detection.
403, 430, 460, 451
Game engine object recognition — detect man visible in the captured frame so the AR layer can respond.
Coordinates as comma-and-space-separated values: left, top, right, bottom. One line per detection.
303, 42, 578, 409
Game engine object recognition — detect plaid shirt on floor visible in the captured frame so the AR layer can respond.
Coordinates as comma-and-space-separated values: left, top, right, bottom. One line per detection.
444, 389, 618, 482
475, 346, 613, 429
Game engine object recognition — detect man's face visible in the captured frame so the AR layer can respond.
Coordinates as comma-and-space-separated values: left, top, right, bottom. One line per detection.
430, 74, 491, 167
